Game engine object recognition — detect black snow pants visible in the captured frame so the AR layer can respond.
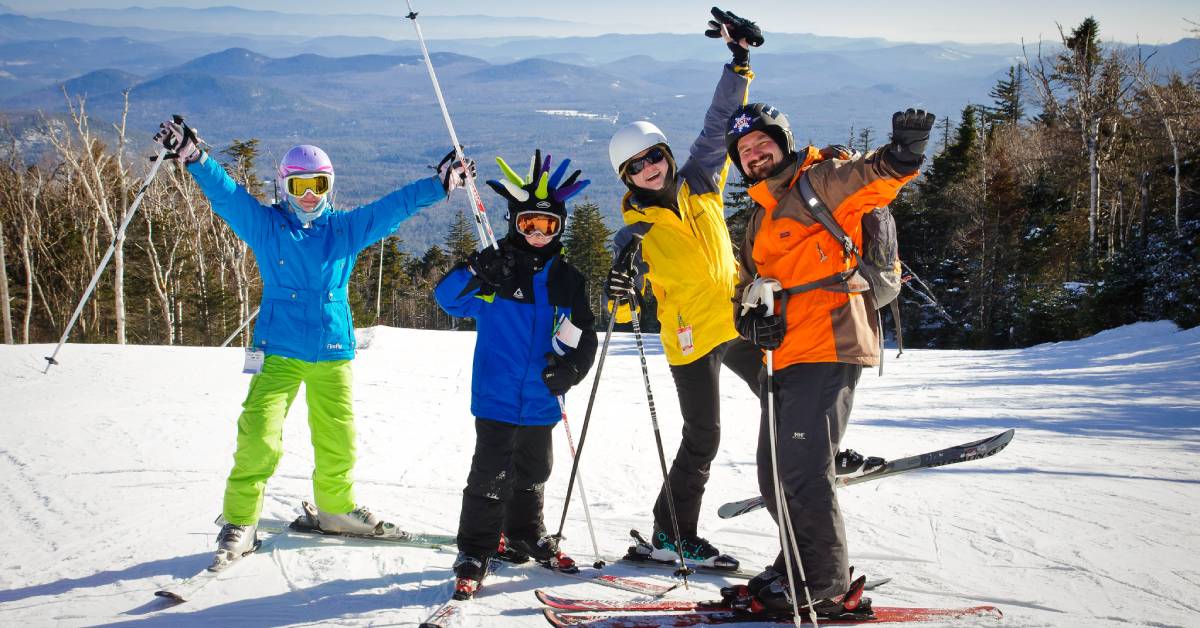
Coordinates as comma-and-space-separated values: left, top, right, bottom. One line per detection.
756, 361, 861, 600
652, 338, 762, 538
456, 418, 554, 558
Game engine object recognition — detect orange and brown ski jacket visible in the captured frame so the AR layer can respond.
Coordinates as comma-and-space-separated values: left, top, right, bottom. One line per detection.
734, 145, 920, 369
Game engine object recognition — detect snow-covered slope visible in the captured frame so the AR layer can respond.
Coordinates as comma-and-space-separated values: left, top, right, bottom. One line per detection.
1, 321, 1197, 627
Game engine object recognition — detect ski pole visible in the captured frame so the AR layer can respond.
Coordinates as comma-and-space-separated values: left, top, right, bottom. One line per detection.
627, 277, 692, 586
404, 2, 498, 251
220, 306, 260, 348
744, 279, 817, 627
552, 312, 616, 549
44, 137, 174, 373
557, 395, 603, 568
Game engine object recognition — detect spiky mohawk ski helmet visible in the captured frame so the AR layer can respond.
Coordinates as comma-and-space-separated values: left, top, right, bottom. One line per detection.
485, 149, 590, 239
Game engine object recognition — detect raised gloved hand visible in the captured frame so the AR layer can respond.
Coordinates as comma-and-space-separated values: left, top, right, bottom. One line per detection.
706, 6, 763, 65
888, 109, 936, 165
152, 115, 202, 164
466, 245, 515, 292
735, 304, 785, 350
437, 148, 477, 194
542, 352, 581, 396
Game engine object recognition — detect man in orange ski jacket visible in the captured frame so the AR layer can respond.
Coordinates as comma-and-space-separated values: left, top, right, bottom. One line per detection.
728, 103, 935, 616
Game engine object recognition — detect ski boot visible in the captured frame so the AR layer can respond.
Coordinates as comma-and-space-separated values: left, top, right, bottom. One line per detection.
836, 449, 886, 479
451, 552, 487, 600
627, 528, 739, 570
212, 523, 259, 570
500, 533, 578, 573
293, 501, 410, 540
754, 574, 875, 619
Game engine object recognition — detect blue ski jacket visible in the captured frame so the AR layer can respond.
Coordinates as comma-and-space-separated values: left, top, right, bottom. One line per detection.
434, 245, 597, 425
187, 152, 445, 362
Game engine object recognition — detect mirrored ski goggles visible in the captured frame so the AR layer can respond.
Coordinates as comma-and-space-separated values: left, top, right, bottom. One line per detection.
515, 211, 562, 237
285, 173, 332, 197
623, 147, 667, 176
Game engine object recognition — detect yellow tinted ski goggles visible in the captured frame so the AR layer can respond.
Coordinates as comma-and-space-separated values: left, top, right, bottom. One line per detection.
515, 211, 562, 237
285, 173, 332, 197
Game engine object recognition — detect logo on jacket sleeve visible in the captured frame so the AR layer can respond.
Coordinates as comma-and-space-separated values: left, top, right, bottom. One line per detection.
513, 288, 525, 299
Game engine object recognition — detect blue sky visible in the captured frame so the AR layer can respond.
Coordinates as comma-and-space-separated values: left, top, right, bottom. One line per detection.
7, 0, 1196, 44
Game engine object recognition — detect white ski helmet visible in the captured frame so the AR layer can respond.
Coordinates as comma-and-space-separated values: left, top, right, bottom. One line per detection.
608, 121, 669, 175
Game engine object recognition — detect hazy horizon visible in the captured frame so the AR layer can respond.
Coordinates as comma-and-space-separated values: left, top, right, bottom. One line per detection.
3, 0, 1195, 46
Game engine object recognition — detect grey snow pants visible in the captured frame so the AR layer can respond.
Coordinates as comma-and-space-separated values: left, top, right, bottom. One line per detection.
756, 361, 862, 600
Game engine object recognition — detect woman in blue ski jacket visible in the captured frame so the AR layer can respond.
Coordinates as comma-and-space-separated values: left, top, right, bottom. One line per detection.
153, 118, 473, 565
434, 149, 597, 597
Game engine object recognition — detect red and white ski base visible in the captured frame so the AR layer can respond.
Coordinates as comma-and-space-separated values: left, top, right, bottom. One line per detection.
538, 591, 1002, 626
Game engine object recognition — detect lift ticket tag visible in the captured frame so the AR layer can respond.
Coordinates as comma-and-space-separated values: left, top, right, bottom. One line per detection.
243, 348, 265, 374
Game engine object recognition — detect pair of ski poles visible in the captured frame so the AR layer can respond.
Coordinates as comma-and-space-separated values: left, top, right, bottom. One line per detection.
741, 279, 820, 627
402, 3, 623, 571
548, 233, 695, 587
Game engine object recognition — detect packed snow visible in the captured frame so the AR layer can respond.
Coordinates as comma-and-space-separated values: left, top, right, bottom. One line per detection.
1, 321, 1197, 627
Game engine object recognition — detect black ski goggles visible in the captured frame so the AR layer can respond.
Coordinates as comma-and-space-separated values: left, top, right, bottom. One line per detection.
624, 147, 667, 176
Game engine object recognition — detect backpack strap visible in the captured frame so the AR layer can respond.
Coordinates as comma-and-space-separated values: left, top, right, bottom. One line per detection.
798, 173, 859, 262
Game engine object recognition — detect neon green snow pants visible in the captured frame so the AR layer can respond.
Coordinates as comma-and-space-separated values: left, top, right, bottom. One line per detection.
223, 355, 357, 525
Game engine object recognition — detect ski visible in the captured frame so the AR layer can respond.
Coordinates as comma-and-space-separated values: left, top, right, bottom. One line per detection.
615, 556, 888, 591
717, 429, 1016, 519
154, 537, 264, 603
288, 500, 458, 548
419, 557, 503, 628
542, 605, 1002, 626
553, 569, 680, 597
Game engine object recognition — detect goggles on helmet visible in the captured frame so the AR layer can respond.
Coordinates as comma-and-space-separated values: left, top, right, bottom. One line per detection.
623, 147, 667, 176
515, 211, 562, 237
285, 173, 332, 197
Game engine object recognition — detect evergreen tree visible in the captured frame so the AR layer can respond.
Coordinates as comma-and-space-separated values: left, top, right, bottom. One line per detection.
724, 175, 754, 251
987, 66, 1026, 126
562, 198, 612, 319
857, 127, 875, 152
220, 139, 266, 201
444, 209, 478, 262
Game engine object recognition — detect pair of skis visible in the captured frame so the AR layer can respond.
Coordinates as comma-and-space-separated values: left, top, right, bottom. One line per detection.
717, 429, 1016, 519
537, 590, 1002, 626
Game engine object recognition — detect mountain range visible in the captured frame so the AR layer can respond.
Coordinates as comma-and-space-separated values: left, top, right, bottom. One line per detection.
1, 9, 1196, 252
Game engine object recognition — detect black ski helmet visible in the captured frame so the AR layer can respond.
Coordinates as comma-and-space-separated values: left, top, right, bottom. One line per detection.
725, 102, 795, 180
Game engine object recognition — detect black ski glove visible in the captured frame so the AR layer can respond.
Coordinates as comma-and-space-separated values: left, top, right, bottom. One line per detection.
706, 7, 765, 50
604, 237, 643, 307
542, 352, 580, 396
152, 115, 202, 164
888, 109, 936, 166
466, 245, 516, 293
436, 148, 477, 194
735, 304, 785, 350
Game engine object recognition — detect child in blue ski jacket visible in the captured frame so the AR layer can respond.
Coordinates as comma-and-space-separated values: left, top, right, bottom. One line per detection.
153, 118, 473, 566
434, 150, 597, 597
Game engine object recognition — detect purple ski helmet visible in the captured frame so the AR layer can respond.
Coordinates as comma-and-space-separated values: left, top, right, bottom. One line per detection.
277, 145, 335, 223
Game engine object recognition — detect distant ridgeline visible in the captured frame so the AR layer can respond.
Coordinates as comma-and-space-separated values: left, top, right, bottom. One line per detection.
0, 11, 1196, 349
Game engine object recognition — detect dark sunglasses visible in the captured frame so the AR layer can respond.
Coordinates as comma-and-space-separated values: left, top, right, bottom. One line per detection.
625, 147, 667, 176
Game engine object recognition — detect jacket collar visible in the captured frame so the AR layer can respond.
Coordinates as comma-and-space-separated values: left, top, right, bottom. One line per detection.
746, 145, 823, 212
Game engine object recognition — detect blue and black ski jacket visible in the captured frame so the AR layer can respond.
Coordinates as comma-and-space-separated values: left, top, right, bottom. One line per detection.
434, 242, 598, 425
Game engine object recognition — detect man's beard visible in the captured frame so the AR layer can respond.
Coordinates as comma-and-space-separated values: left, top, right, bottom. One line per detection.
746, 155, 778, 180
